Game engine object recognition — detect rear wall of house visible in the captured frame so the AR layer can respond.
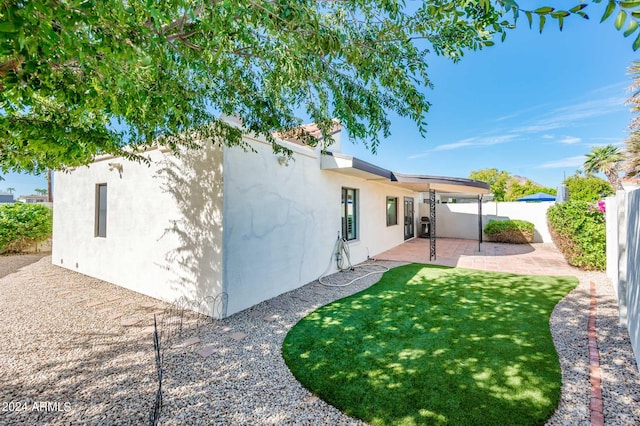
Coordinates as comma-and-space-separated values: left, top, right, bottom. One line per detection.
53, 132, 417, 318
52, 144, 225, 316
222, 137, 417, 315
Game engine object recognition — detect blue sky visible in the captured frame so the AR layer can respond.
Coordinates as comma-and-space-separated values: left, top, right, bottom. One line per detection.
342, 5, 638, 188
1, 4, 638, 196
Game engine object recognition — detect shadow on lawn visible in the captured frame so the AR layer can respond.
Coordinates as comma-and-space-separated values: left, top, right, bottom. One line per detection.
282, 263, 579, 426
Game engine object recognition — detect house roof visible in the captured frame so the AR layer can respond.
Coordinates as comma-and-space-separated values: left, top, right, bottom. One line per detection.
321, 152, 490, 195
273, 120, 342, 146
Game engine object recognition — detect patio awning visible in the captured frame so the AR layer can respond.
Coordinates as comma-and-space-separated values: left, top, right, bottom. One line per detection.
321, 152, 490, 195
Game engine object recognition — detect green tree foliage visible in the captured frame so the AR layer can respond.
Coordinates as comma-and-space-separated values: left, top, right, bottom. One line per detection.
563, 173, 614, 202
469, 169, 556, 201
34, 188, 47, 196
547, 201, 606, 271
483, 219, 535, 243
625, 61, 640, 177
0, 202, 52, 253
505, 179, 557, 201
0, 1, 637, 173
583, 144, 624, 190
469, 168, 512, 201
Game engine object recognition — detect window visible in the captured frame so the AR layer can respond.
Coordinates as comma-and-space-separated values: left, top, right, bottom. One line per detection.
386, 197, 398, 226
95, 184, 107, 238
341, 187, 357, 241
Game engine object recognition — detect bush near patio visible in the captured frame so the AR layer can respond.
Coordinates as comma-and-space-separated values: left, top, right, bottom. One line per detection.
483, 219, 534, 244
547, 201, 606, 271
283, 264, 578, 426
0, 203, 52, 254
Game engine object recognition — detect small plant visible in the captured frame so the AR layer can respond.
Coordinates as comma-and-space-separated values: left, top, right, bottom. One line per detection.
0, 203, 52, 253
547, 201, 606, 271
483, 219, 535, 244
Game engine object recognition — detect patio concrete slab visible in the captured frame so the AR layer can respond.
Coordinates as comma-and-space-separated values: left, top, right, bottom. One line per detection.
376, 238, 577, 276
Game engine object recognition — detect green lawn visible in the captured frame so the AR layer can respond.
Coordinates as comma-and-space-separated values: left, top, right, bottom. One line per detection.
282, 264, 578, 426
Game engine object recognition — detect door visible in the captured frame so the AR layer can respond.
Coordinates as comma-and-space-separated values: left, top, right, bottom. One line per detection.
404, 197, 414, 240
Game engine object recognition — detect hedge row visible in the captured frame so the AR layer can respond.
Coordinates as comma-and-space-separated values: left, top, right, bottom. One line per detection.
546, 201, 606, 271
483, 219, 535, 244
0, 203, 52, 254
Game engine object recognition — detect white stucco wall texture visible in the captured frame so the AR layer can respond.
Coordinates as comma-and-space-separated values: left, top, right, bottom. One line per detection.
53, 134, 417, 318
605, 188, 640, 371
624, 189, 640, 369
53, 144, 225, 316
419, 201, 553, 243
222, 135, 415, 315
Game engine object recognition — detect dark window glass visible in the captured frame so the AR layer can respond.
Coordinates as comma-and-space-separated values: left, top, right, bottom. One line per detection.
96, 184, 107, 238
387, 197, 398, 226
341, 188, 357, 240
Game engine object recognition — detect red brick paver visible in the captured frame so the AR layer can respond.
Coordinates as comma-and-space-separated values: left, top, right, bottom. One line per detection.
589, 281, 604, 426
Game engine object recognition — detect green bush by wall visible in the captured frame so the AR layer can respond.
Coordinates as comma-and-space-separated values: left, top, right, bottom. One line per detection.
546, 201, 606, 271
0, 203, 53, 253
483, 219, 535, 244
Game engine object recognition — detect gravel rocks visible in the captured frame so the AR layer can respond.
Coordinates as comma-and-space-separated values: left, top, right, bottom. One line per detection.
1, 256, 639, 425
0, 257, 161, 425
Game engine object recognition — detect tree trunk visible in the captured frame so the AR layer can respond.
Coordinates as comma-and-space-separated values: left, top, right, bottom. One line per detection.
605, 169, 623, 191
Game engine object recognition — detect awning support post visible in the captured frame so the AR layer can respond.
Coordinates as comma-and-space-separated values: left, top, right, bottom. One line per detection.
478, 194, 483, 252
429, 189, 436, 261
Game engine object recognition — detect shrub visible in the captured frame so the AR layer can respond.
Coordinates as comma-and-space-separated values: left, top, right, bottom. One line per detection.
0, 203, 52, 253
483, 219, 535, 244
547, 201, 606, 271
563, 174, 614, 202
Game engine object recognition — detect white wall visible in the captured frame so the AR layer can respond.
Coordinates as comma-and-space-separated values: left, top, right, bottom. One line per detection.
625, 189, 640, 370
53, 132, 418, 318
419, 201, 553, 243
53, 144, 225, 316
606, 188, 640, 371
222, 136, 416, 315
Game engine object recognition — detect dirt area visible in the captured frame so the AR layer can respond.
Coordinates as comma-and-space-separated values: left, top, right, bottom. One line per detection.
0, 253, 49, 279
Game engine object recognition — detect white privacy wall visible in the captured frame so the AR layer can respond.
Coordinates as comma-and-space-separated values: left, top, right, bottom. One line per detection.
626, 189, 640, 370
419, 201, 553, 243
606, 188, 640, 371
222, 135, 416, 315
53, 144, 225, 316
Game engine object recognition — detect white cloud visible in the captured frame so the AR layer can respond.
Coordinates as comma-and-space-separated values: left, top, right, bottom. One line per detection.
542, 134, 555, 139
558, 136, 581, 144
538, 155, 585, 168
514, 96, 626, 135
408, 134, 517, 159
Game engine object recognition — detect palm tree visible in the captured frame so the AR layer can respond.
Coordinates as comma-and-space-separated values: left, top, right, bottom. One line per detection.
624, 131, 640, 178
628, 61, 640, 131
583, 145, 623, 190
6, 187, 15, 194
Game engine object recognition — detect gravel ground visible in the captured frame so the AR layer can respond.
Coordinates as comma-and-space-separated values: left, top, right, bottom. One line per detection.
0, 256, 638, 425
0, 253, 48, 279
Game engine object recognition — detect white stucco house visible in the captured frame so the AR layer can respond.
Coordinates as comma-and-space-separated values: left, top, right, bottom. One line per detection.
53, 119, 489, 318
